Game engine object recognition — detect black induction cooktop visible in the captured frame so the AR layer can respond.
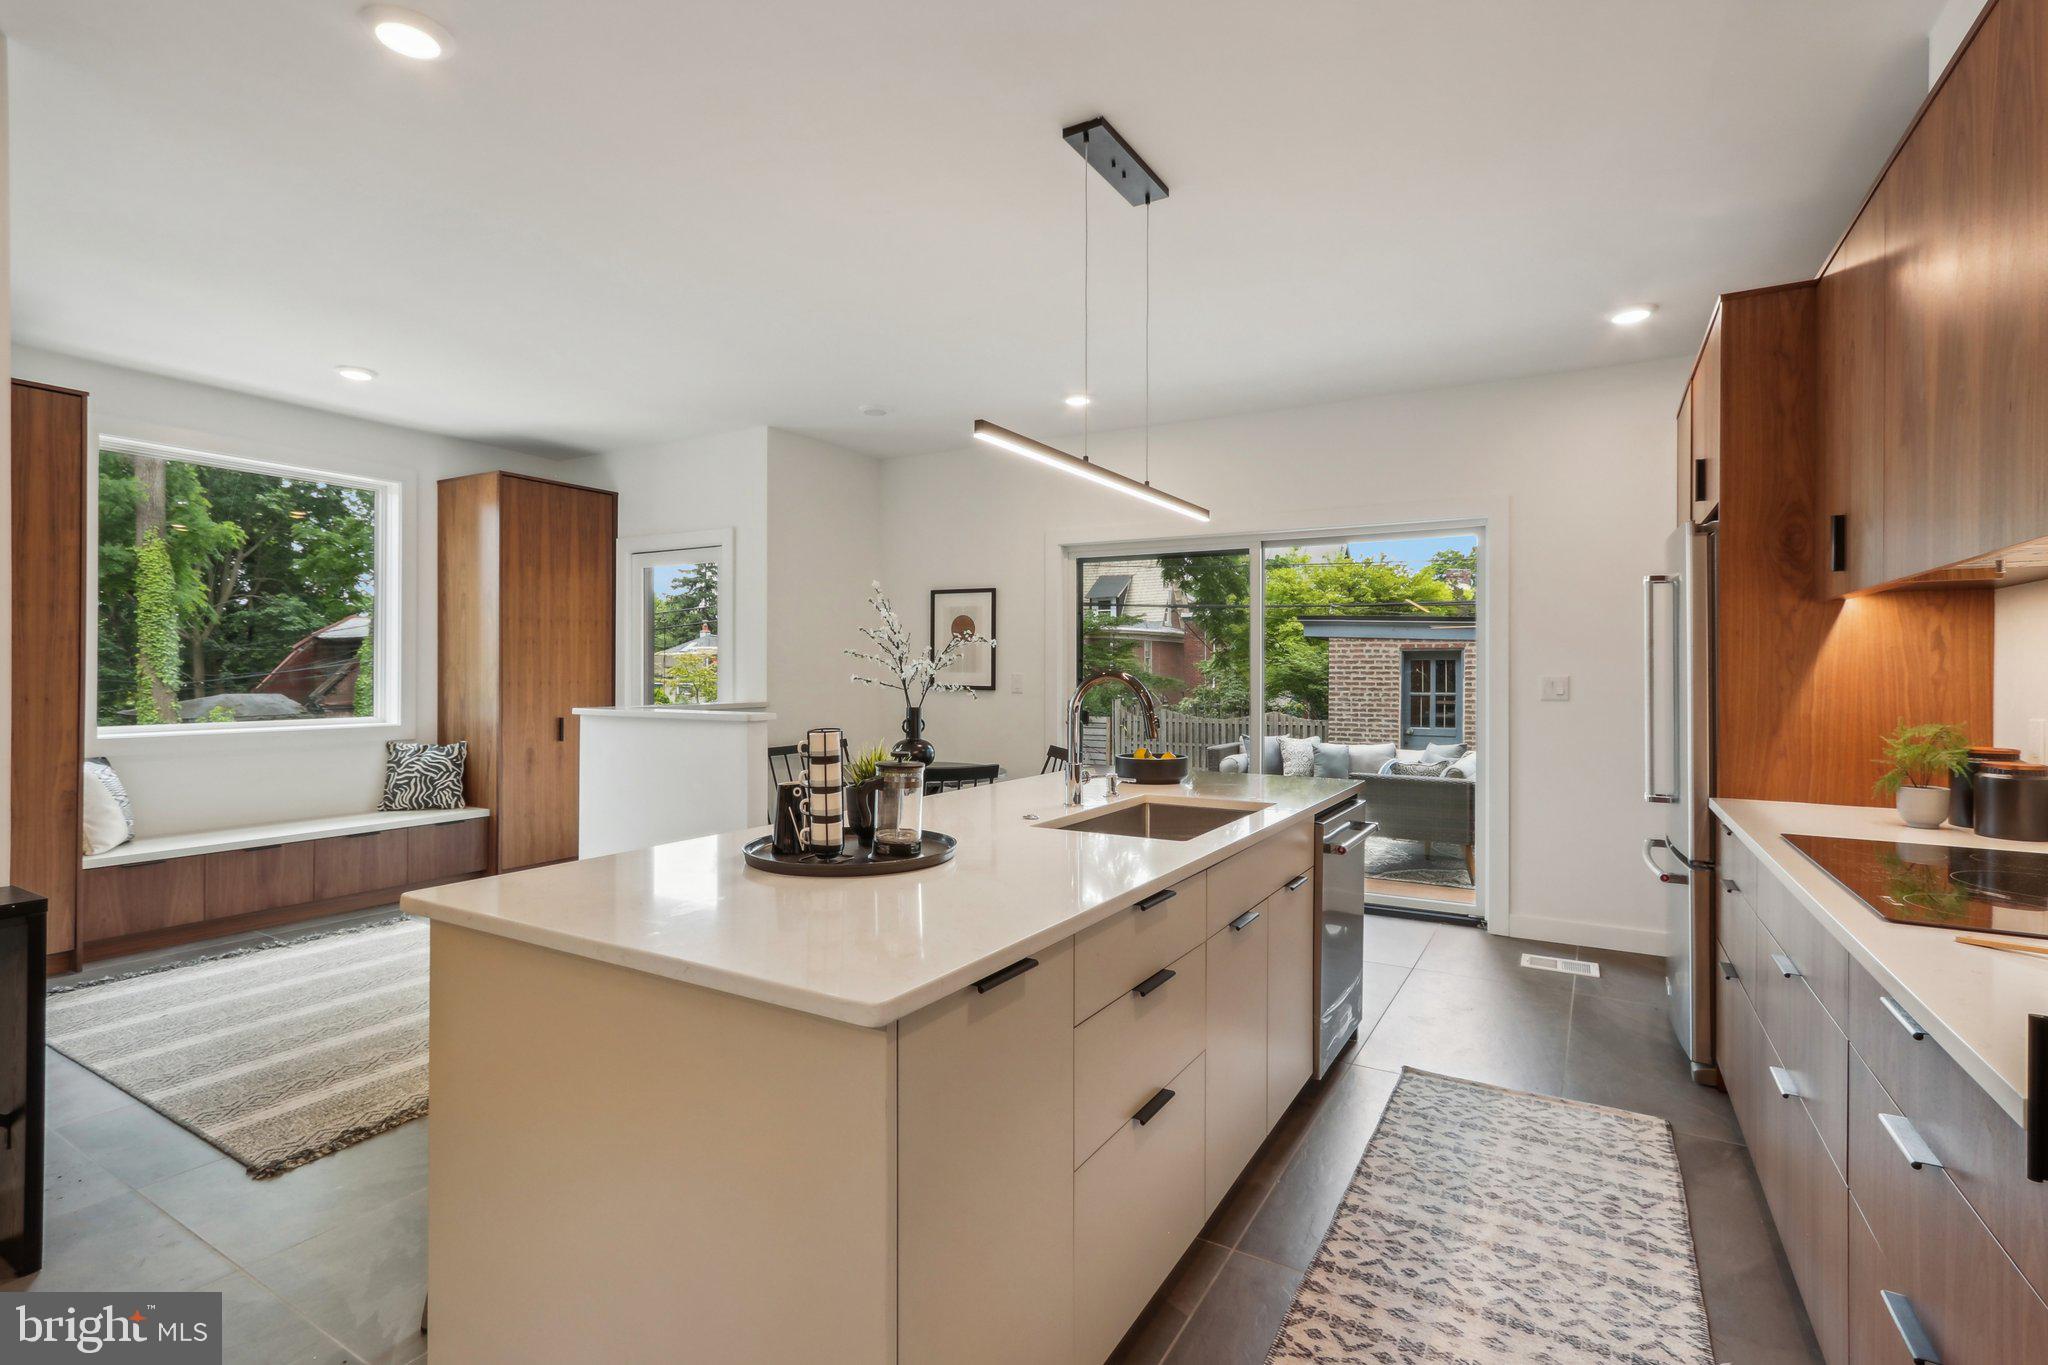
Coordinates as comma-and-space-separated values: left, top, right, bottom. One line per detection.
1784, 834, 2048, 940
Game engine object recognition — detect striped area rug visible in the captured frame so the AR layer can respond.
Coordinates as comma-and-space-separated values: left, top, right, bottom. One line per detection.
1267, 1068, 1713, 1365
48, 919, 428, 1178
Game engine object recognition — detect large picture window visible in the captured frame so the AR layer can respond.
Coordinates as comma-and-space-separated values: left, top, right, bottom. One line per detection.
95, 438, 390, 729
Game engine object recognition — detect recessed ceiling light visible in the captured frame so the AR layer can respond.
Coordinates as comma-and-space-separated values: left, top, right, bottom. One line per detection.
858, 403, 889, 417
1064, 394, 1092, 408
335, 365, 378, 382
363, 6, 449, 61
1609, 305, 1656, 327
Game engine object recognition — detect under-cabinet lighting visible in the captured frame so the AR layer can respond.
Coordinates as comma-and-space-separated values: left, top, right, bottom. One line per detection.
971, 420, 1209, 522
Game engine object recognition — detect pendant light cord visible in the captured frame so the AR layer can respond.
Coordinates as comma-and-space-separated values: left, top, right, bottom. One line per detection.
1081, 130, 1091, 462
1144, 192, 1151, 486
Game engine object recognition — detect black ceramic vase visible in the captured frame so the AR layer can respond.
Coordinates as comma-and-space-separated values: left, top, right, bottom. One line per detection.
893, 705, 937, 765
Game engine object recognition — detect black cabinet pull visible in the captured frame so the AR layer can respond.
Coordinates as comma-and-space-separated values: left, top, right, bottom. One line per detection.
1881, 1291, 1940, 1364
346, 830, 381, 840
1134, 1088, 1175, 1126
1284, 873, 1308, 892
1133, 967, 1176, 998
1229, 910, 1260, 932
971, 957, 1039, 995
1135, 888, 1176, 912
1718, 959, 1738, 981
1721, 877, 1738, 894
556, 717, 566, 742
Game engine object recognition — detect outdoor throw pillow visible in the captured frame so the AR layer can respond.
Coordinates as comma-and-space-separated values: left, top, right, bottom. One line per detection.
1310, 740, 1351, 779
80, 757, 135, 854
1279, 736, 1318, 778
382, 740, 468, 812
1347, 742, 1396, 775
1238, 734, 1286, 774
1447, 750, 1478, 781
1387, 759, 1451, 778
1424, 740, 1467, 763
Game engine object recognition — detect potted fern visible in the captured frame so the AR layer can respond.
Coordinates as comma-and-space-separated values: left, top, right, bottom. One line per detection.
1875, 722, 1971, 828
844, 743, 889, 844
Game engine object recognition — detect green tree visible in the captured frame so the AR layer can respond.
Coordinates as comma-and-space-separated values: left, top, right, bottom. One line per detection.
1076, 609, 1178, 716
654, 652, 720, 704
650, 563, 718, 652
353, 629, 375, 717
1425, 547, 1477, 596
131, 530, 180, 724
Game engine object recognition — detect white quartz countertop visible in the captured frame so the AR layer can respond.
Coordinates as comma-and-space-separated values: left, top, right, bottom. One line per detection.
1711, 797, 2048, 1124
404, 771, 1360, 1028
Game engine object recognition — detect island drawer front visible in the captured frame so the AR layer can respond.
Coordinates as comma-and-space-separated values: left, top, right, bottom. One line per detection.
1205, 825, 1313, 937
1715, 826, 1759, 1001
1073, 1052, 1206, 1365
1073, 872, 1207, 1025
1846, 959, 2048, 1299
1204, 906, 1268, 1213
1755, 1021, 1849, 1365
1074, 943, 1206, 1167
1752, 918, 1850, 1180
898, 938, 1075, 1365
1717, 820, 1758, 906
1264, 874, 1315, 1127
1847, 1053, 2048, 1362
1752, 872, 1848, 1030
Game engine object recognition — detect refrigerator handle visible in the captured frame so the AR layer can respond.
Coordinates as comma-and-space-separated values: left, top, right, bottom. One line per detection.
1641, 836, 1690, 885
1643, 573, 1679, 805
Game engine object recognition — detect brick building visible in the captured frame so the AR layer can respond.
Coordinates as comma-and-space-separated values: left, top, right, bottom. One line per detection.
1304, 608, 1478, 749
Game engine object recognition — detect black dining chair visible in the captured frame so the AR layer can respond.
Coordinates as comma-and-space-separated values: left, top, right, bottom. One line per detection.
768, 744, 803, 787
926, 763, 1001, 794
1040, 745, 1069, 774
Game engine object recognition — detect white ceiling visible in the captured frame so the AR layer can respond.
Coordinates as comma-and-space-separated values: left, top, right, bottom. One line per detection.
1, 0, 1944, 458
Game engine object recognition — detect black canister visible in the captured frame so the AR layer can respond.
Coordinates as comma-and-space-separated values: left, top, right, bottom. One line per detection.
1950, 745, 2022, 828
1974, 762, 2048, 842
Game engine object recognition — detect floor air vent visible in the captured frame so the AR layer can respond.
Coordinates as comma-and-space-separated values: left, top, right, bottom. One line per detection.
1520, 953, 1600, 978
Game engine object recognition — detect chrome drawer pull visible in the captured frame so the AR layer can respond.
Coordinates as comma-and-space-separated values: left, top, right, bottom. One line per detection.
1880, 995, 1928, 1042
1721, 876, 1739, 894
1879, 1113, 1944, 1170
1719, 959, 1739, 981
1770, 952, 1802, 979
1881, 1291, 1940, 1364
1284, 873, 1309, 892
1769, 1066, 1799, 1100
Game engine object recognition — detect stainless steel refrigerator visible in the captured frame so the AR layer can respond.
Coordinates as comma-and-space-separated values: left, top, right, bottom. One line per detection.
1643, 522, 1717, 1084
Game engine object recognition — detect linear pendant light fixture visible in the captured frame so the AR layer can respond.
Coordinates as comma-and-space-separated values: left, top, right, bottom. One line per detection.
972, 117, 1210, 523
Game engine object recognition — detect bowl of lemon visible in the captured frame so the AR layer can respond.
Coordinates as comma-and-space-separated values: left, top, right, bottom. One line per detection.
1113, 747, 1190, 785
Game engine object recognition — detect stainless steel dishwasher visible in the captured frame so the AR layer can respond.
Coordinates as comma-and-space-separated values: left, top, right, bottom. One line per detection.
1316, 801, 1374, 1077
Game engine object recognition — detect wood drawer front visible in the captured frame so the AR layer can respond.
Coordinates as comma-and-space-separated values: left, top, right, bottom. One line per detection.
1072, 872, 1206, 1025
1205, 826, 1312, 937
203, 842, 315, 920
408, 820, 488, 886
1848, 1054, 2048, 1363
313, 830, 410, 901
1716, 945, 1761, 1139
1074, 943, 1205, 1167
1849, 1196, 1910, 1365
81, 860, 205, 942
1264, 874, 1315, 1127
1716, 879, 1758, 1006
1847, 962, 2048, 1299
1753, 874, 1849, 1029
1752, 1021, 1849, 1365
1205, 911, 1268, 1214
1717, 821, 1758, 902
899, 939, 1074, 1365
1752, 928, 1850, 1180
1073, 1052, 1206, 1365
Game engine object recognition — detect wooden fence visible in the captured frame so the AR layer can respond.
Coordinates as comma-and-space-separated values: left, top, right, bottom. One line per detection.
1083, 704, 1325, 770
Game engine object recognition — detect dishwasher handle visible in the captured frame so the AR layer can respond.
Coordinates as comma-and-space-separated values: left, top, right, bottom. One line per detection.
1322, 824, 1373, 856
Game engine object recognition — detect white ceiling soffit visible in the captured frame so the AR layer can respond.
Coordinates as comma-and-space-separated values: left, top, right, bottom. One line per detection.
1, 0, 1945, 458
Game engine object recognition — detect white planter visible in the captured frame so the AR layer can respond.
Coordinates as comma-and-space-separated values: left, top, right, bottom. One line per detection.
1895, 784, 1949, 829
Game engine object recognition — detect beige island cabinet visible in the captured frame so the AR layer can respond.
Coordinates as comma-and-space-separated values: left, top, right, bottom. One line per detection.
405, 770, 1358, 1365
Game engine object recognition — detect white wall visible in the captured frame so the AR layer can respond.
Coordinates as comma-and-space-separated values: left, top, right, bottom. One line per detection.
879, 358, 1689, 954
1994, 579, 2048, 761
12, 345, 557, 837
1929, 0, 1989, 84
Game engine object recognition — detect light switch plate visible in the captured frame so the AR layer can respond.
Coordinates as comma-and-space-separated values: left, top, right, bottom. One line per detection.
1540, 675, 1571, 702
1009, 672, 1025, 695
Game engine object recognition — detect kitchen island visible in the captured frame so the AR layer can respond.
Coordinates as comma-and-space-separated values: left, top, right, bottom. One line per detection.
404, 769, 1361, 1365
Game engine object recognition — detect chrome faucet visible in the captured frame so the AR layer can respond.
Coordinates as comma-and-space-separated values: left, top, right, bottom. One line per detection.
1064, 670, 1161, 806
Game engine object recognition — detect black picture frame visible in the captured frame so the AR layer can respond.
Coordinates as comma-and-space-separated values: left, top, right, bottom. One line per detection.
929, 587, 997, 691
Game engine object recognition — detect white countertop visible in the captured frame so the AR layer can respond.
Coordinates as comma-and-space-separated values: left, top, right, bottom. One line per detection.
574, 705, 774, 724
1711, 797, 2048, 1124
404, 771, 1360, 1028
85, 806, 489, 869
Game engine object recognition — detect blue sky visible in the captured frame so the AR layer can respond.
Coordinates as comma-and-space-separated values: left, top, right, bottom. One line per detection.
1344, 532, 1477, 572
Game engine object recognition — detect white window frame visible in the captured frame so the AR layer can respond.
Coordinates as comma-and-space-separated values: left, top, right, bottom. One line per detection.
616, 528, 736, 707
89, 435, 401, 739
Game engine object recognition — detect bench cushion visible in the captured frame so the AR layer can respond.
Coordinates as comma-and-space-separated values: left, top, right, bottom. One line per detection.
82, 807, 489, 870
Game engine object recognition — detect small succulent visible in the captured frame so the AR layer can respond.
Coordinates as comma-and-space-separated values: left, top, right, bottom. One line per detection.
845, 742, 889, 785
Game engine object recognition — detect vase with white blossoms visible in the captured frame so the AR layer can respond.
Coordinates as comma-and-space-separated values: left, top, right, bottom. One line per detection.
847, 582, 994, 766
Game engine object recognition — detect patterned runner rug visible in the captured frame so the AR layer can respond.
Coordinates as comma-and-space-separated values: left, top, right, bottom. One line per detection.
48, 918, 428, 1178
1267, 1068, 1713, 1365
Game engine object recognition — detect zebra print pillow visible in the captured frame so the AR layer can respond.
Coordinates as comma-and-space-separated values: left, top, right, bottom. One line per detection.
381, 740, 467, 812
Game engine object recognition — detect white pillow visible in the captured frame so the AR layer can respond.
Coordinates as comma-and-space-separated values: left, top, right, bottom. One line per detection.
81, 758, 134, 855
1447, 750, 1478, 781
1278, 736, 1318, 778
1346, 742, 1396, 775
1424, 741, 1467, 763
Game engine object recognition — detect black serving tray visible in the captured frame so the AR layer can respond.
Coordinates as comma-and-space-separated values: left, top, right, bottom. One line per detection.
742, 831, 957, 876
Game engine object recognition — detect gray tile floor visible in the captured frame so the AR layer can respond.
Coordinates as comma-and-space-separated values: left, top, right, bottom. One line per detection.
8, 908, 425, 1365
1114, 916, 1824, 1365
10, 912, 1818, 1365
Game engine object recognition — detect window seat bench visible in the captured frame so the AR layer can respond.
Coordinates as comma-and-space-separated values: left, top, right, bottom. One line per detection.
77, 807, 490, 961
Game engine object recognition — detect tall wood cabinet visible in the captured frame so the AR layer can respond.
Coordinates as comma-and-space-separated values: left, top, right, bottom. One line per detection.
11, 381, 90, 963
438, 472, 615, 873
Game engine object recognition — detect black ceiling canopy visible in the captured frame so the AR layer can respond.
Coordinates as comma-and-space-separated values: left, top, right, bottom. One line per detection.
1062, 117, 1169, 207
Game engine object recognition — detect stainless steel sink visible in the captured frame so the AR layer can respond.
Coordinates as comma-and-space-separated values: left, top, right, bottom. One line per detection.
1037, 797, 1270, 841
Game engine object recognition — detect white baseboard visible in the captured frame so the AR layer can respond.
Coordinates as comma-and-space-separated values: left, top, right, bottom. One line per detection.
1497, 911, 1669, 958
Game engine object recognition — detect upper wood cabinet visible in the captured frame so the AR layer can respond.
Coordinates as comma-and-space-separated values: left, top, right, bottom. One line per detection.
1679, 313, 1723, 526
438, 472, 616, 873
1817, 179, 1890, 596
